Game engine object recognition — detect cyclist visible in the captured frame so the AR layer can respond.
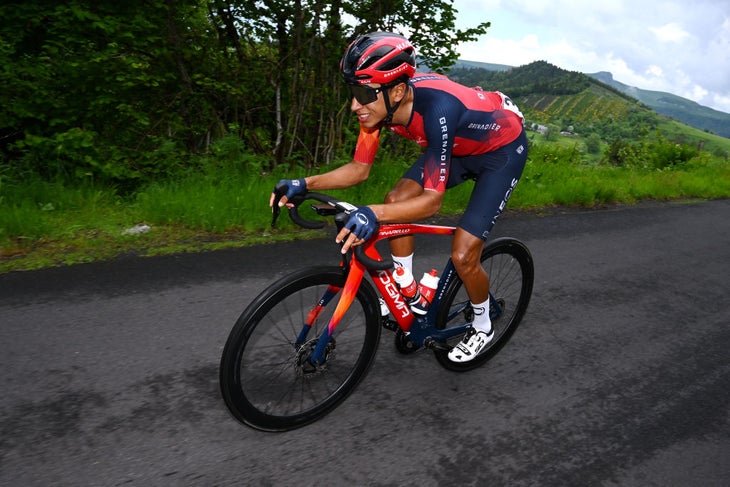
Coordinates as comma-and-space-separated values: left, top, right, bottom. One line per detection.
271, 31, 528, 362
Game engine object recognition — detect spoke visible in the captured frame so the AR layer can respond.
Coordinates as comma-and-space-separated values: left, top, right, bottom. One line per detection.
235, 279, 371, 419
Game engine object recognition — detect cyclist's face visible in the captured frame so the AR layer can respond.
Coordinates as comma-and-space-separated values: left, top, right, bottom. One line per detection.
350, 83, 388, 127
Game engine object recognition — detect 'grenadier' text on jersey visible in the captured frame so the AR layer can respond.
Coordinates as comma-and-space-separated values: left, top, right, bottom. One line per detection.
352, 74, 524, 193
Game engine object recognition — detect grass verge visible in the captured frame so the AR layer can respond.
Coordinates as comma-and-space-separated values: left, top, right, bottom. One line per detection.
2, 147, 729, 274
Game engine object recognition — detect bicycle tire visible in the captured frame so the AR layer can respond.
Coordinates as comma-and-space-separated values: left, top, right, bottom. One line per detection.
433, 237, 534, 372
219, 266, 381, 431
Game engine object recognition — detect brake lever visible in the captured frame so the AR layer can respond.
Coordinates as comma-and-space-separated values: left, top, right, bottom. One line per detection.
271, 205, 281, 228
270, 182, 288, 228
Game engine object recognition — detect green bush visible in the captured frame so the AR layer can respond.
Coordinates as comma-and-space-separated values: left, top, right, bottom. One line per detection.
647, 141, 696, 169
604, 137, 697, 169
585, 133, 602, 154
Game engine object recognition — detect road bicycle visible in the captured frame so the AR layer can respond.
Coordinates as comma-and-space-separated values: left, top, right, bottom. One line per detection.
219, 190, 534, 431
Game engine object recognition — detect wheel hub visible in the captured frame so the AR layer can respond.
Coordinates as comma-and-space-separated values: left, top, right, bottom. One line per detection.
295, 337, 336, 377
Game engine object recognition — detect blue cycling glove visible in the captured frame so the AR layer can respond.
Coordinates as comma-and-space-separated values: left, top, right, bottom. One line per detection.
274, 178, 307, 205
344, 206, 379, 241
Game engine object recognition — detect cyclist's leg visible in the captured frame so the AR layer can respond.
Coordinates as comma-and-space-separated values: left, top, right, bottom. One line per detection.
448, 131, 528, 361
387, 153, 476, 269
452, 129, 528, 276
452, 228, 490, 303
385, 158, 426, 269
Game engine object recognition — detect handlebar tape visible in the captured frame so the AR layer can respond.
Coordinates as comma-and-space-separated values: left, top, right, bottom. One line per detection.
354, 246, 394, 271
279, 191, 395, 270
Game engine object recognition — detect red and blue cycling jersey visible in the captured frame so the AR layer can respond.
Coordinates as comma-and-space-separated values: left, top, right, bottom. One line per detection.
353, 73, 525, 193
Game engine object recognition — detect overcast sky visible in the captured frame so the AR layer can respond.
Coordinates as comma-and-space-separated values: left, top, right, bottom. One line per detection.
452, 0, 730, 114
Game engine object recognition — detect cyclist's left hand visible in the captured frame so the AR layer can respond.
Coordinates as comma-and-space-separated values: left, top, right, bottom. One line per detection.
336, 206, 378, 252
270, 178, 306, 208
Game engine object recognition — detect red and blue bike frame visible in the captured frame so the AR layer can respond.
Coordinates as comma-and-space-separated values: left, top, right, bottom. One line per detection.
296, 222, 499, 366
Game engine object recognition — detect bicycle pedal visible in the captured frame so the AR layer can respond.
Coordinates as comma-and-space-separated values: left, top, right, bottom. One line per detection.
423, 337, 451, 351
381, 318, 399, 332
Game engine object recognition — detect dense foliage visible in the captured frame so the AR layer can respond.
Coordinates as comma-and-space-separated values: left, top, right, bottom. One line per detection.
0, 0, 489, 186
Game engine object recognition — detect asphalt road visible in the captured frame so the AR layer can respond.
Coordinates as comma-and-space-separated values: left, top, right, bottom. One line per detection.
1, 199, 729, 486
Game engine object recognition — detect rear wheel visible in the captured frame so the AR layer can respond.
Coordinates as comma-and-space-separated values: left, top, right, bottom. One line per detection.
219, 266, 381, 431
434, 238, 534, 372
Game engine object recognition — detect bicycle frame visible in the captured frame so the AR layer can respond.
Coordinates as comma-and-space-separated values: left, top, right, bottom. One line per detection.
305, 222, 483, 366
221, 188, 533, 431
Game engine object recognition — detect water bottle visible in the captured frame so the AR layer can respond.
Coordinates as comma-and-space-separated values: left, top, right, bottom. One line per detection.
411, 269, 439, 315
393, 266, 421, 305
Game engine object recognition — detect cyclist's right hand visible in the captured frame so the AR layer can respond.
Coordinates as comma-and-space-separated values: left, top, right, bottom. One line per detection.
270, 178, 307, 208
336, 206, 378, 253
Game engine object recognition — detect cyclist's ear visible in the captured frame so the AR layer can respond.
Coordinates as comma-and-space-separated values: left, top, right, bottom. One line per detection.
390, 82, 408, 102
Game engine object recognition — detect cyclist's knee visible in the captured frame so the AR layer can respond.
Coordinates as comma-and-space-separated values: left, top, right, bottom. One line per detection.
452, 247, 479, 272
384, 189, 400, 204
452, 229, 483, 273
453, 243, 484, 272
385, 179, 422, 204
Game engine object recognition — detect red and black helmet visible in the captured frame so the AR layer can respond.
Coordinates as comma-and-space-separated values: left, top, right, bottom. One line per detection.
340, 32, 417, 85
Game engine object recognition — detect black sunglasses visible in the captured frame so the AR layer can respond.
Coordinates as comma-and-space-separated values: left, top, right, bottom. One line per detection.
347, 83, 388, 105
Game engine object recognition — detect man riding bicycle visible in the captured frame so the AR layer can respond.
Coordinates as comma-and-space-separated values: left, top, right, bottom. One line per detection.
270, 31, 528, 362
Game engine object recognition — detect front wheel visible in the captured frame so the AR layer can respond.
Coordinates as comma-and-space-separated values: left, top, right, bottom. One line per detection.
219, 266, 381, 431
434, 237, 534, 372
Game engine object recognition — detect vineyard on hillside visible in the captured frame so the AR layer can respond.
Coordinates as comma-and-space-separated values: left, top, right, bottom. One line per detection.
521, 85, 635, 125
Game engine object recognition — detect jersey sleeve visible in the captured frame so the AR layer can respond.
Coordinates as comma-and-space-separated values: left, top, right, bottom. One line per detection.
352, 125, 381, 164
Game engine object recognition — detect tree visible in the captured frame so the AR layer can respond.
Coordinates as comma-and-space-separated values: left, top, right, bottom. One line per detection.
1, 0, 492, 183
217, 0, 491, 168
345, 0, 490, 73
1, 0, 216, 182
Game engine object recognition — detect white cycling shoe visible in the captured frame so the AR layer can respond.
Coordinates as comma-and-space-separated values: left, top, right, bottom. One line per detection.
448, 327, 494, 363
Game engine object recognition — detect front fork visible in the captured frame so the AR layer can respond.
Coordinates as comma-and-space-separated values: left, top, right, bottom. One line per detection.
294, 285, 340, 347
296, 260, 367, 367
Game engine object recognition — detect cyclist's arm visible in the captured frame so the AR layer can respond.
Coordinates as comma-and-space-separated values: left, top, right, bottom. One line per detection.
305, 124, 379, 190
336, 190, 443, 252
369, 189, 443, 223
304, 160, 372, 190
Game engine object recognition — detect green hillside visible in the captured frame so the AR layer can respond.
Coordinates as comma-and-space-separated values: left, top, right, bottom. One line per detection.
450, 60, 646, 127
519, 83, 635, 124
588, 72, 730, 138
452, 60, 730, 139
449, 61, 730, 157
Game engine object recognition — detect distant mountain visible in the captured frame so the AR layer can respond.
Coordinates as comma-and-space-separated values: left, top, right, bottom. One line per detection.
452, 60, 513, 72
587, 72, 730, 138
452, 60, 730, 138
449, 60, 639, 124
